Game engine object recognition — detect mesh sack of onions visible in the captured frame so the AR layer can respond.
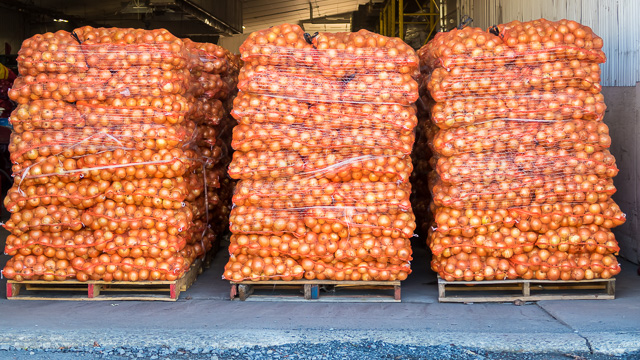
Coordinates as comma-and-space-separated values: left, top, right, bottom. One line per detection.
2, 27, 235, 282
223, 24, 418, 282
182, 39, 239, 256
417, 19, 625, 281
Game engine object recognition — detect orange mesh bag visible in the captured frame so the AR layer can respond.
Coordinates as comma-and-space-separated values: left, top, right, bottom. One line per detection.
3, 27, 236, 282
418, 19, 624, 281
224, 24, 419, 282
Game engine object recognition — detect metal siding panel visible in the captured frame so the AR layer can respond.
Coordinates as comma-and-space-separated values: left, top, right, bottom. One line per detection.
243, 0, 370, 33
603, 0, 617, 86
484, 0, 490, 28
471, 0, 481, 28
473, 0, 495, 29
551, 0, 567, 21
565, 0, 581, 23
470, 0, 481, 29
634, 0, 640, 85
619, 0, 640, 86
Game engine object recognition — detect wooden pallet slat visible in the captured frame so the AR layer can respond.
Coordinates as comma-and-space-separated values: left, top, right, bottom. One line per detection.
6, 259, 202, 302
437, 276, 616, 303
230, 280, 402, 302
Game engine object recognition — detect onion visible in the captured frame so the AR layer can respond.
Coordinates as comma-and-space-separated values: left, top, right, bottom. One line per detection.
232, 92, 419, 131
183, 38, 231, 74
9, 67, 191, 104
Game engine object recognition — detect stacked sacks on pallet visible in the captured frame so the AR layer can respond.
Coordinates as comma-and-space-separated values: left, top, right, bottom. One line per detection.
183, 40, 238, 255
223, 24, 419, 282
211, 54, 241, 238
1, 27, 231, 282
206, 54, 240, 239
418, 19, 625, 282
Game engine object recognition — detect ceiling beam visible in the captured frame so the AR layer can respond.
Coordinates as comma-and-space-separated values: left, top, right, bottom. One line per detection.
243, 5, 364, 25
0, 0, 109, 27
175, 0, 241, 35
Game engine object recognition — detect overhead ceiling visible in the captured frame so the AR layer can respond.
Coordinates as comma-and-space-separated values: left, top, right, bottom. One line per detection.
242, 0, 384, 33
2, 0, 387, 47
0, 0, 243, 41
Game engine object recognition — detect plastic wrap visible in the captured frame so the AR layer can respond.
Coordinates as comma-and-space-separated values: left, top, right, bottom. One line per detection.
2, 27, 237, 282
224, 25, 418, 282
9, 68, 191, 104
433, 249, 620, 282
184, 39, 230, 74
429, 224, 620, 258
417, 19, 624, 281
17, 28, 190, 74
232, 94, 418, 131
418, 20, 607, 129
238, 69, 418, 105
240, 25, 418, 76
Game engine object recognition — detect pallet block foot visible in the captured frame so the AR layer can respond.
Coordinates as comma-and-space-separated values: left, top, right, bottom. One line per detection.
238, 284, 254, 301
303, 285, 320, 300
170, 284, 177, 300
7, 282, 20, 297
88, 284, 100, 298
606, 280, 615, 296
229, 284, 237, 300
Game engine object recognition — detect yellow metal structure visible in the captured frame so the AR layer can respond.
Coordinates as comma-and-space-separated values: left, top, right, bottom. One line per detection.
379, 0, 441, 44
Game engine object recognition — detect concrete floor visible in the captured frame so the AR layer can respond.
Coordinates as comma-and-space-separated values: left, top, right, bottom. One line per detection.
0, 230, 639, 356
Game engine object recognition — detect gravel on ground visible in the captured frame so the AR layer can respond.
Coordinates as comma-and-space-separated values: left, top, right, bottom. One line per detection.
1, 341, 639, 360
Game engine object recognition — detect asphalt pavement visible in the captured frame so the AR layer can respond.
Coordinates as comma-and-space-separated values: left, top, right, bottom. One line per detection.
1, 229, 639, 359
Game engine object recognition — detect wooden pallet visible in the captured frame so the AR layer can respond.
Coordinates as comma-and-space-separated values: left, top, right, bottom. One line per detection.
438, 277, 615, 303
230, 280, 401, 302
6, 259, 202, 302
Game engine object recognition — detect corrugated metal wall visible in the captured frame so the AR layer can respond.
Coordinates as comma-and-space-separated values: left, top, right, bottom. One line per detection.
465, 0, 640, 86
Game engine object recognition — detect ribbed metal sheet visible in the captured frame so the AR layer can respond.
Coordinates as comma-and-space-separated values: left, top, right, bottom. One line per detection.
220, 0, 384, 52
466, 0, 640, 86
242, 0, 379, 33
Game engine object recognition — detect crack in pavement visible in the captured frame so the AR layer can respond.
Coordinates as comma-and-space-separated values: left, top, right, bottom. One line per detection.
536, 302, 594, 354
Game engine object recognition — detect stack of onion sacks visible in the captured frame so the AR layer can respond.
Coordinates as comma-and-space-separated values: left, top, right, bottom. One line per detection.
417, 19, 625, 282
212, 54, 241, 237
1, 27, 227, 282
224, 24, 418, 282
182, 39, 239, 255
